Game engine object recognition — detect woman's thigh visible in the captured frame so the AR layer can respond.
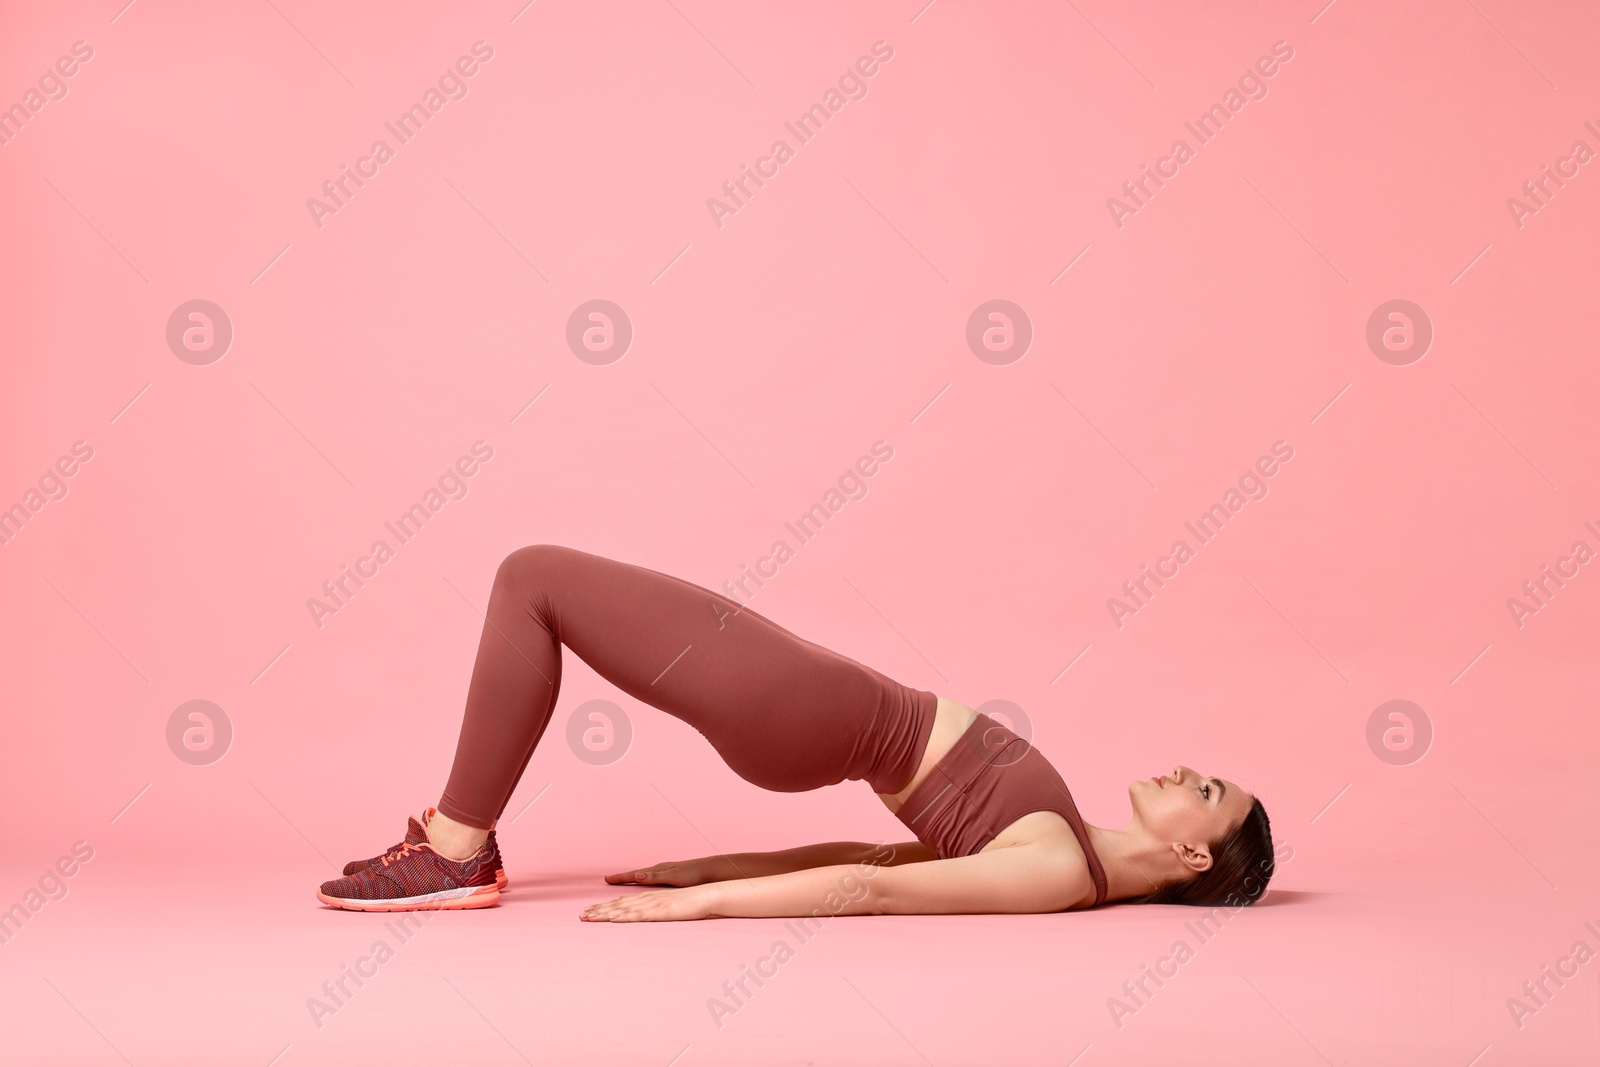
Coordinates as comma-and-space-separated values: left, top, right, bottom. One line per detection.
507, 544, 889, 791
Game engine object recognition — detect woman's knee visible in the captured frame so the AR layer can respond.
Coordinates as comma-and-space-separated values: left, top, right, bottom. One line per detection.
494, 544, 569, 589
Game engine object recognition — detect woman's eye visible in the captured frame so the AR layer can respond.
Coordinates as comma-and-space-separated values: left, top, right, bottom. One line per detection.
1201, 784, 1211, 799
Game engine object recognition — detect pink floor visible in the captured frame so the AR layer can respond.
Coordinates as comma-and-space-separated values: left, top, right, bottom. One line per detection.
6, 815, 1600, 1066
7, 654, 1599, 1066
5, 0, 1600, 1062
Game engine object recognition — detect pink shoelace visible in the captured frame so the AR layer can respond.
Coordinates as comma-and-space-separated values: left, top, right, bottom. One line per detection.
380, 841, 425, 867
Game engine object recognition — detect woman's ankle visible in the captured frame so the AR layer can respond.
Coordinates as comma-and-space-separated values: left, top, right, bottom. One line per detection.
427, 810, 490, 861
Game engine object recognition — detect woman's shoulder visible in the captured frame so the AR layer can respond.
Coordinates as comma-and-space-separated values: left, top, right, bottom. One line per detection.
986, 813, 1097, 893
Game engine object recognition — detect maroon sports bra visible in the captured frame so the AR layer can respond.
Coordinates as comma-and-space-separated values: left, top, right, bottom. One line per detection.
892, 713, 1108, 907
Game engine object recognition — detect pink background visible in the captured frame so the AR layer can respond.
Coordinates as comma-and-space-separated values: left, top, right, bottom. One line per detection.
3, 0, 1597, 1063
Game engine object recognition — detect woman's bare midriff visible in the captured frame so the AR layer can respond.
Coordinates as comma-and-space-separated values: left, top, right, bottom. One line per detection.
875, 695, 974, 810
875, 696, 1082, 855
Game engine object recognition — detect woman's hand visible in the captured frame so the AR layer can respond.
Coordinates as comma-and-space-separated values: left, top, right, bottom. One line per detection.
581, 885, 715, 923
603, 857, 728, 887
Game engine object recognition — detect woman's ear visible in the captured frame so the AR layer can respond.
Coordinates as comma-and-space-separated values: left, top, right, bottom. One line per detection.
1173, 840, 1213, 874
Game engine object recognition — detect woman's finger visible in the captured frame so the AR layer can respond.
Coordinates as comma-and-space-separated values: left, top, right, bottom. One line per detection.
581, 887, 704, 923
581, 895, 623, 919
604, 865, 673, 885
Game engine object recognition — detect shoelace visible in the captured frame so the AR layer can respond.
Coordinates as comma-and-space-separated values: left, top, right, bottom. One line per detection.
377, 843, 404, 863
380, 841, 425, 867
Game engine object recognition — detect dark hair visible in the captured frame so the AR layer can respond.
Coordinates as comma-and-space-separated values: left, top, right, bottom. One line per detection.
1131, 796, 1275, 907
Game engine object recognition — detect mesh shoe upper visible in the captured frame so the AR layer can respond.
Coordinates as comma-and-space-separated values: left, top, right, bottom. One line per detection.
485, 830, 503, 876
341, 814, 430, 876
342, 812, 499, 883
320, 841, 498, 901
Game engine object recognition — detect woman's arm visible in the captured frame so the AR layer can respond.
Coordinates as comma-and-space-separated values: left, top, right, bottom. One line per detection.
582, 844, 1085, 922
605, 840, 937, 886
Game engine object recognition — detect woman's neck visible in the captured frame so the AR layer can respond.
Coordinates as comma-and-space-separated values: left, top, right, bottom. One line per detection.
1085, 823, 1180, 903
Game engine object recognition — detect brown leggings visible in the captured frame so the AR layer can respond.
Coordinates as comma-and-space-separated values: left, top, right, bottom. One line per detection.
437, 545, 938, 829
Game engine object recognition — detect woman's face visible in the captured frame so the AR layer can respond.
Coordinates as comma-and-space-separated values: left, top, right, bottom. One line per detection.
1129, 765, 1252, 863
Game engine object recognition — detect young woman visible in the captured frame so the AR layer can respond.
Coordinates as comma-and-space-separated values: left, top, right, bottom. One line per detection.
318, 544, 1276, 919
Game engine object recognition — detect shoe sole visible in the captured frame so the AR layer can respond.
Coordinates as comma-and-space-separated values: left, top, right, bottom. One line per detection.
317, 884, 501, 912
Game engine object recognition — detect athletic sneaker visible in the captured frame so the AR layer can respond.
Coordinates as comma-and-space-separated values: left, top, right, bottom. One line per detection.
318, 839, 501, 911
342, 808, 508, 890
